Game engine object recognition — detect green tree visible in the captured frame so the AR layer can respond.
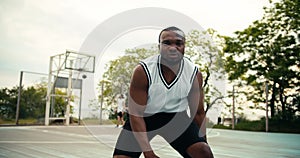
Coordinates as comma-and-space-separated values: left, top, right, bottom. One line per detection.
100, 47, 157, 109
19, 85, 46, 119
51, 89, 69, 117
224, 0, 300, 120
0, 81, 71, 123
0, 87, 18, 120
185, 29, 225, 113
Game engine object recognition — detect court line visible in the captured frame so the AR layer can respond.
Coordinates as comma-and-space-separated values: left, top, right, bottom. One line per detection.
0, 140, 99, 144
213, 152, 240, 158
208, 131, 220, 138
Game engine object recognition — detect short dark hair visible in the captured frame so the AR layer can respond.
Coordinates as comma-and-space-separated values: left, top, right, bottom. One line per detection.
158, 26, 185, 43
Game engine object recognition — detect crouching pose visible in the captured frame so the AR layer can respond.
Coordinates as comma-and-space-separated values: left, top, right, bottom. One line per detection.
113, 26, 214, 158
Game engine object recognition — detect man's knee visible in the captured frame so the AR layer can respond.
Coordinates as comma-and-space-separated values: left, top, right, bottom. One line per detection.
187, 142, 214, 158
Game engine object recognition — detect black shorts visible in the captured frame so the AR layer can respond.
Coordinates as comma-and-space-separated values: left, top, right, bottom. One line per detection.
117, 112, 123, 118
113, 111, 206, 158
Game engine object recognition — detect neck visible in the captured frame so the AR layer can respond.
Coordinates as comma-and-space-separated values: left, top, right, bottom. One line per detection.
160, 60, 181, 74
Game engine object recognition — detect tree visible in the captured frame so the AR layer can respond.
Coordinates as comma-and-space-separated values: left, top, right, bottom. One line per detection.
224, 0, 300, 120
0, 87, 18, 120
100, 47, 157, 110
185, 29, 225, 113
0, 82, 71, 123
19, 86, 46, 119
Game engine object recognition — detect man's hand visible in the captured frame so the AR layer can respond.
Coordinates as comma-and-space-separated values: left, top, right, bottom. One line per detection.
143, 151, 160, 158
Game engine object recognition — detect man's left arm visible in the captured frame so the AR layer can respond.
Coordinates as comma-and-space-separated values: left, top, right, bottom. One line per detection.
188, 71, 207, 141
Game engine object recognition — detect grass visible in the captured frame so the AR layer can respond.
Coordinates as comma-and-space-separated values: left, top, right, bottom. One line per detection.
2, 117, 299, 133
213, 118, 300, 133
211, 124, 231, 130
81, 118, 115, 125
0, 118, 116, 126
0, 118, 44, 125
234, 120, 265, 132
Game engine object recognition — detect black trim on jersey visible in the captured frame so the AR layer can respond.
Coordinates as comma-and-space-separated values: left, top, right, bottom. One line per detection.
190, 67, 198, 84
139, 61, 152, 86
158, 56, 184, 89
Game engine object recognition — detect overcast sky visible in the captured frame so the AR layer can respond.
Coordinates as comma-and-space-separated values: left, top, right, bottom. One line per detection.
0, 0, 270, 88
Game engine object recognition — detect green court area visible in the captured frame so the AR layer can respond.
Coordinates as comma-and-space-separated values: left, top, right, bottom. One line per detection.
0, 125, 299, 158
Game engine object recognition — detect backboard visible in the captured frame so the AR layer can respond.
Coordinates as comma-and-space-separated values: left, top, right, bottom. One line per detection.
64, 50, 95, 73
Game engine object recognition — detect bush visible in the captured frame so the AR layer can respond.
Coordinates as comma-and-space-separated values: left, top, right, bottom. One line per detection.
212, 124, 231, 129
234, 120, 265, 132
213, 117, 300, 133
268, 118, 300, 133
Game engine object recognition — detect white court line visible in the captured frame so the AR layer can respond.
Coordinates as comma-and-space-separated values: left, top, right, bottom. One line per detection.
0, 124, 114, 129
207, 130, 240, 158
29, 128, 93, 138
207, 131, 220, 138
0, 141, 99, 144
213, 152, 240, 158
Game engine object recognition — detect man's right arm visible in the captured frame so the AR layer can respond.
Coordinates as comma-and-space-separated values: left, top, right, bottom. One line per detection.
128, 65, 159, 158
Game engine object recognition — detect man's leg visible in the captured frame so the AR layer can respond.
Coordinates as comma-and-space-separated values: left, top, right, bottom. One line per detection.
116, 112, 123, 127
186, 142, 214, 158
116, 115, 120, 127
121, 113, 124, 126
167, 121, 213, 158
113, 121, 142, 157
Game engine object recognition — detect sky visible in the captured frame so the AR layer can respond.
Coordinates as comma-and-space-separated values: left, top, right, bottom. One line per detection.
0, 0, 271, 88
0, 0, 271, 120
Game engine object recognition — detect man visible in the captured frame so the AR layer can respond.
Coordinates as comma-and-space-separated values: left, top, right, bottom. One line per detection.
113, 26, 214, 158
116, 94, 126, 128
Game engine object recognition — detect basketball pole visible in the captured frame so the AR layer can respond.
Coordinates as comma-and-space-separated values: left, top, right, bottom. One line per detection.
45, 56, 53, 126
100, 80, 104, 125
65, 60, 73, 126
265, 82, 269, 132
78, 84, 83, 125
15, 71, 23, 125
232, 85, 235, 130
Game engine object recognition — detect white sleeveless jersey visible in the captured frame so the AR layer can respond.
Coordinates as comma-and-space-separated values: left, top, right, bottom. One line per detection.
117, 98, 125, 113
139, 54, 198, 114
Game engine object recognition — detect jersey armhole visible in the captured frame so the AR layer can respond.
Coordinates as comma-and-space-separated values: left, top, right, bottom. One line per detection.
190, 66, 198, 84
139, 61, 152, 87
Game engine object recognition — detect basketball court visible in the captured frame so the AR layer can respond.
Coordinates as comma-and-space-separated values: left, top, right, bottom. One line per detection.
7, 49, 300, 158
0, 125, 299, 158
